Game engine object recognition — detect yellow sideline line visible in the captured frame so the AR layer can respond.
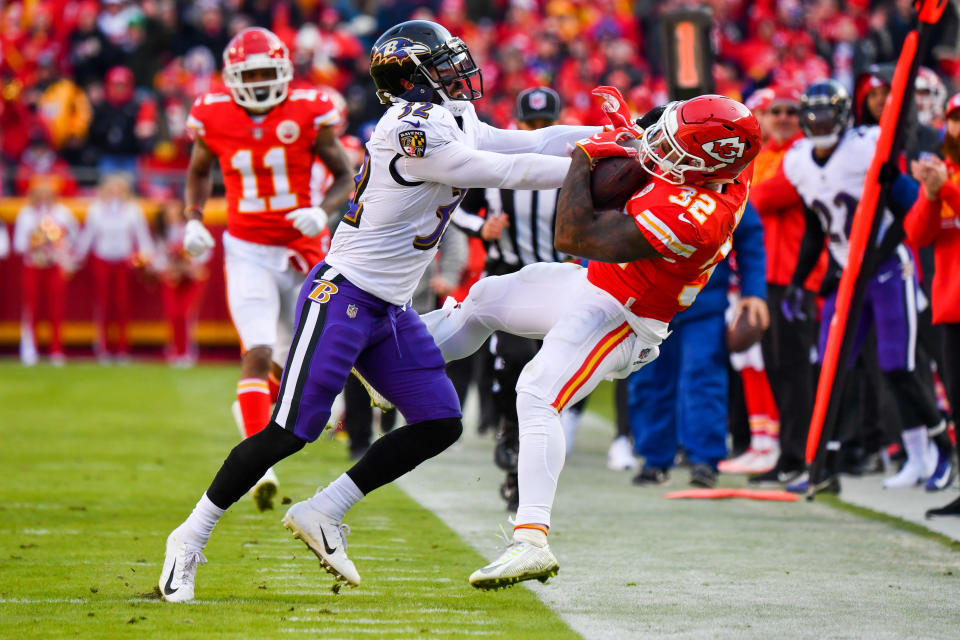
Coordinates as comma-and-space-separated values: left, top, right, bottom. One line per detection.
0, 198, 229, 224
0, 321, 239, 346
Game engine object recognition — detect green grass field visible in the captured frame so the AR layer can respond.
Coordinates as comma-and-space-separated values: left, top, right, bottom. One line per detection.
0, 362, 579, 639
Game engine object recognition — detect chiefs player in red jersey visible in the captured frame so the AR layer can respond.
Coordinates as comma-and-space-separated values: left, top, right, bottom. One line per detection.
182, 27, 353, 510
422, 88, 760, 588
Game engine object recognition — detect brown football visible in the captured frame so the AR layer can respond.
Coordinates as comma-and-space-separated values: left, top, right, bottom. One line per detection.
589, 138, 649, 211
726, 310, 765, 353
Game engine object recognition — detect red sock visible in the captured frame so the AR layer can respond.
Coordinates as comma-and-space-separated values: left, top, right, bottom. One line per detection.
739, 367, 780, 438
237, 378, 271, 438
268, 372, 281, 404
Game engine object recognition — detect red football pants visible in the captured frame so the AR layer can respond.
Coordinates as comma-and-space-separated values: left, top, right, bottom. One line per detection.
161, 279, 205, 358
91, 257, 131, 354
21, 263, 66, 354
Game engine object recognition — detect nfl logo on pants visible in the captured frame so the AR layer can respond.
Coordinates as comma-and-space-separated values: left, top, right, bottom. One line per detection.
346, 304, 358, 319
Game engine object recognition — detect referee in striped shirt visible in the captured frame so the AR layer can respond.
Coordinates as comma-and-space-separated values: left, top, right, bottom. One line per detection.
452, 87, 595, 511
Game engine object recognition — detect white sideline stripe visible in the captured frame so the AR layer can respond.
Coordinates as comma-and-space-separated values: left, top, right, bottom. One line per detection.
274, 300, 322, 426
0, 598, 88, 604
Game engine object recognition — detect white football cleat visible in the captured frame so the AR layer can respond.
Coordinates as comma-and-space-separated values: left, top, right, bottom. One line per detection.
606, 435, 638, 471
282, 500, 361, 586
350, 368, 394, 411
159, 526, 207, 603
882, 461, 927, 489
469, 539, 559, 590
719, 447, 779, 474
252, 467, 279, 512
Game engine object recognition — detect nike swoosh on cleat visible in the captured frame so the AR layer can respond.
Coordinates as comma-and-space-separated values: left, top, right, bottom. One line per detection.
163, 559, 178, 595
319, 528, 338, 555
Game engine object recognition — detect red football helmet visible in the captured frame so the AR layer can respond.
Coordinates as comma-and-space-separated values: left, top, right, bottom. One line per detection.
222, 27, 293, 111
638, 94, 761, 185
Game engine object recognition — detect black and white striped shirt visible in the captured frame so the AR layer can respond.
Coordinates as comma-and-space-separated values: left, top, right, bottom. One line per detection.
453, 187, 569, 271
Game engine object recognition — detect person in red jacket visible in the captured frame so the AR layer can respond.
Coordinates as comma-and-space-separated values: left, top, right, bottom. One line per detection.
908, 94, 960, 516
746, 85, 828, 485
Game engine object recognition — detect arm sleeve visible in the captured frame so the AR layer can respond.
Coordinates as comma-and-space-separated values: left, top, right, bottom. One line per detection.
474, 122, 601, 156
73, 205, 97, 260
12, 209, 31, 254
398, 141, 571, 190
903, 190, 942, 249
0, 222, 8, 259
790, 205, 827, 287
939, 179, 960, 215
749, 164, 804, 215
131, 205, 154, 255
890, 172, 920, 210
732, 202, 767, 299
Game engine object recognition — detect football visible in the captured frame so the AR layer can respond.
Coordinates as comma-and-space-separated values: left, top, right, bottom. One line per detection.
589, 138, 649, 211
726, 309, 765, 353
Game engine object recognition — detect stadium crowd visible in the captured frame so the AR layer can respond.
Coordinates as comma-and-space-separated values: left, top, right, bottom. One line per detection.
3, 0, 960, 196
1, 0, 960, 511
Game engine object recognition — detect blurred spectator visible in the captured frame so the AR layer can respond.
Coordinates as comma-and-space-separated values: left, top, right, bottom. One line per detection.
67, 0, 122, 89
29, 55, 92, 166
746, 84, 826, 485
150, 198, 209, 367
74, 172, 153, 362
907, 101, 960, 516
98, 0, 144, 52
12, 177, 79, 366
14, 127, 79, 197
87, 65, 155, 177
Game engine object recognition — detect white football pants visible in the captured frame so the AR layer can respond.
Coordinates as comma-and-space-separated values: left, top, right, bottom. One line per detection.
421, 262, 668, 527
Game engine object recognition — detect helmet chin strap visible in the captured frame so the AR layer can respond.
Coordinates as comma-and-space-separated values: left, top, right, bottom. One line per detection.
440, 95, 469, 116
810, 132, 840, 149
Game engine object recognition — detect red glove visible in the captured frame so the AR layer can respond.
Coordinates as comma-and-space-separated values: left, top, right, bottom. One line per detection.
592, 86, 642, 136
575, 128, 640, 163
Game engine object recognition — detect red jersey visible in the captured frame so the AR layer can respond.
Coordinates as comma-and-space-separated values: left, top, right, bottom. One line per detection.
588, 178, 750, 323
186, 88, 339, 246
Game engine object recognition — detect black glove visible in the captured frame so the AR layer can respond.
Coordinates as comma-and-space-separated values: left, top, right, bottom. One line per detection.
635, 104, 669, 130
781, 284, 807, 323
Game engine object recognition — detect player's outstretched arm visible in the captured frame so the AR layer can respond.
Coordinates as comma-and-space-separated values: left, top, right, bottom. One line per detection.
555, 147, 660, 263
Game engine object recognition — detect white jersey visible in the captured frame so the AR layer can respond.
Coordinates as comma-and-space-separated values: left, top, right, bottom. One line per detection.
782, 125, 893, 267
325, 100, 597, 305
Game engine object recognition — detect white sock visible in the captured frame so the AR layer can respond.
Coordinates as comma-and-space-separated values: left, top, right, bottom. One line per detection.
901, 425, 930, 474
183, 493, 226, 547
514, 526, 548, 547
308, 473, 364, 521
515, 391, 566, 529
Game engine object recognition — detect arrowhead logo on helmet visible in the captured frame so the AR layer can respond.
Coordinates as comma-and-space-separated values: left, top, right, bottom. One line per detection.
701, 137, 746, 164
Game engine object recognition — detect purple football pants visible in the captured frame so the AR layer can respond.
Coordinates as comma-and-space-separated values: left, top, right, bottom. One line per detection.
819, 249, 919, 372
271, 262, 461, 442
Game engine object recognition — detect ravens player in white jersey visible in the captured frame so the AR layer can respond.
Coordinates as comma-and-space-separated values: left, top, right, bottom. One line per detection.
158, 19, 602, 602
782, 80, 953, 493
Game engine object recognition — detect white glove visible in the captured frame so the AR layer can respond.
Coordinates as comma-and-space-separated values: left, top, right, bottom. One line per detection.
285, 207, 328, 237
183, 219, 215, 256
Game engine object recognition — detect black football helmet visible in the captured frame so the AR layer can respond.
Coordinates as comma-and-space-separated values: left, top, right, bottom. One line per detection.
799, 79, 852, 148
369, 20, 482, 106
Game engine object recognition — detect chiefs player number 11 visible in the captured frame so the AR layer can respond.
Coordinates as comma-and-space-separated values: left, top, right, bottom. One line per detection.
230, 147, 297, 213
